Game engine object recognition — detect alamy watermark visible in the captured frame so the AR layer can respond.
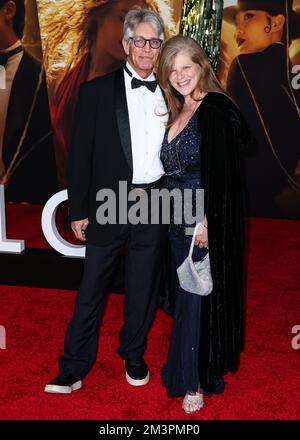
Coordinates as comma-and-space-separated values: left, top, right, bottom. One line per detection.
0, 325, 6, 350
0, 65, 6, 90
95, 181, 204, 234
291, 325, 300, 350
291, 65, 300, 90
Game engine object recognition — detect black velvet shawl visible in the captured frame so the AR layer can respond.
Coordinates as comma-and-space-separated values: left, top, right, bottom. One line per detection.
159, 91, 252, 393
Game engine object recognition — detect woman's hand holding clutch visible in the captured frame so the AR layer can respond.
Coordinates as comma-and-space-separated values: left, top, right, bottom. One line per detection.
194, 218, 208, 248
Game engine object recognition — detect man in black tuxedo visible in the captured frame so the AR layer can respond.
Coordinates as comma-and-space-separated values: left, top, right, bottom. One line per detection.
45, 9, 168, 393
0, 0, 57, 203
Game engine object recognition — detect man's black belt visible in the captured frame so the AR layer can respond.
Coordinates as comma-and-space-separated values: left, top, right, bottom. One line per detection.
130, 175, 164, 192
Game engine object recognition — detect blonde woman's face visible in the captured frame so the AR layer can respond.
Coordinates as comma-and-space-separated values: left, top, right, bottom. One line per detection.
169, 52, 201, 97
96, 0, 147, 61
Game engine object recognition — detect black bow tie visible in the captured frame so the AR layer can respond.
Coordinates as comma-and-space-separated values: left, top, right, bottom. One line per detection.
0, 45, 23, 68
131, 77, 158, 93
124, 64, 158, 93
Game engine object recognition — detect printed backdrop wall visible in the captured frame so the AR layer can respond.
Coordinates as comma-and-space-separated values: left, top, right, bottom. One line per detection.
0, 0, 181, 205
218, 0, 300, 219
36, 0, 182, 191
1, 0, 299, 219
0, 0, 58, 204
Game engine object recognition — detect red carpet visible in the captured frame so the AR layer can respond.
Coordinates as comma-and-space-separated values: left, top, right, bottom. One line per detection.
0, 212, 300, 419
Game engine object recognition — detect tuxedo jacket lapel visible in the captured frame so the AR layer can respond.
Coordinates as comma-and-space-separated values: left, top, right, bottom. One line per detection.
114, 67, 133, 171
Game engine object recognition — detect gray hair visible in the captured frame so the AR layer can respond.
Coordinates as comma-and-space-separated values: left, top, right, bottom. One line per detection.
123, 9, 165, 42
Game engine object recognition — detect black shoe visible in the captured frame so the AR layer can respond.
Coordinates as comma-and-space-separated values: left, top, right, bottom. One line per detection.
44, 373, 82, 394
125, 358, 150, 386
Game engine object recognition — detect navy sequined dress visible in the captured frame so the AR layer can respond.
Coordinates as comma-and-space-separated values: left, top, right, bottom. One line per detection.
160, 113, 207, 397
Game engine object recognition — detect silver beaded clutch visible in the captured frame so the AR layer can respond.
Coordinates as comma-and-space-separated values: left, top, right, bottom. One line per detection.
177, 223, 213, 296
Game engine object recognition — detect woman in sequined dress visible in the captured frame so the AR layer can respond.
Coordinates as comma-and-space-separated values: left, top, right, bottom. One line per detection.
158, 36, 251, 414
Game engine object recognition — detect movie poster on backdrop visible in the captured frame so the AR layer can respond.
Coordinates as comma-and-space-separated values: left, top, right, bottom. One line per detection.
218, 0, 300, 219
0, 0, 58, 204
36, 0, 182, 191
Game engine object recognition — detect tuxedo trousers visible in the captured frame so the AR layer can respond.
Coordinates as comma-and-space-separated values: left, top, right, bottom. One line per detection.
59, 213, 167, 380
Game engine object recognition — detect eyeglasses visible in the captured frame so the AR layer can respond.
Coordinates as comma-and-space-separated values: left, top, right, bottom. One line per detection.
129, 36, 163, 49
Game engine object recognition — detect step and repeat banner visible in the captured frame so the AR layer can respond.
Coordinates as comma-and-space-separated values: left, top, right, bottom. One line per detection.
0, 0, 299, 221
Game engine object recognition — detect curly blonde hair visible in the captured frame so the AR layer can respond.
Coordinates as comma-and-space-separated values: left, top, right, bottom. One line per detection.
37, 0, 176, 79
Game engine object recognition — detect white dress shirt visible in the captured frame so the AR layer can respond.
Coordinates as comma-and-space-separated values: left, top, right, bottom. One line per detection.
0, 40, 24, 175
124, 62, 168, 184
